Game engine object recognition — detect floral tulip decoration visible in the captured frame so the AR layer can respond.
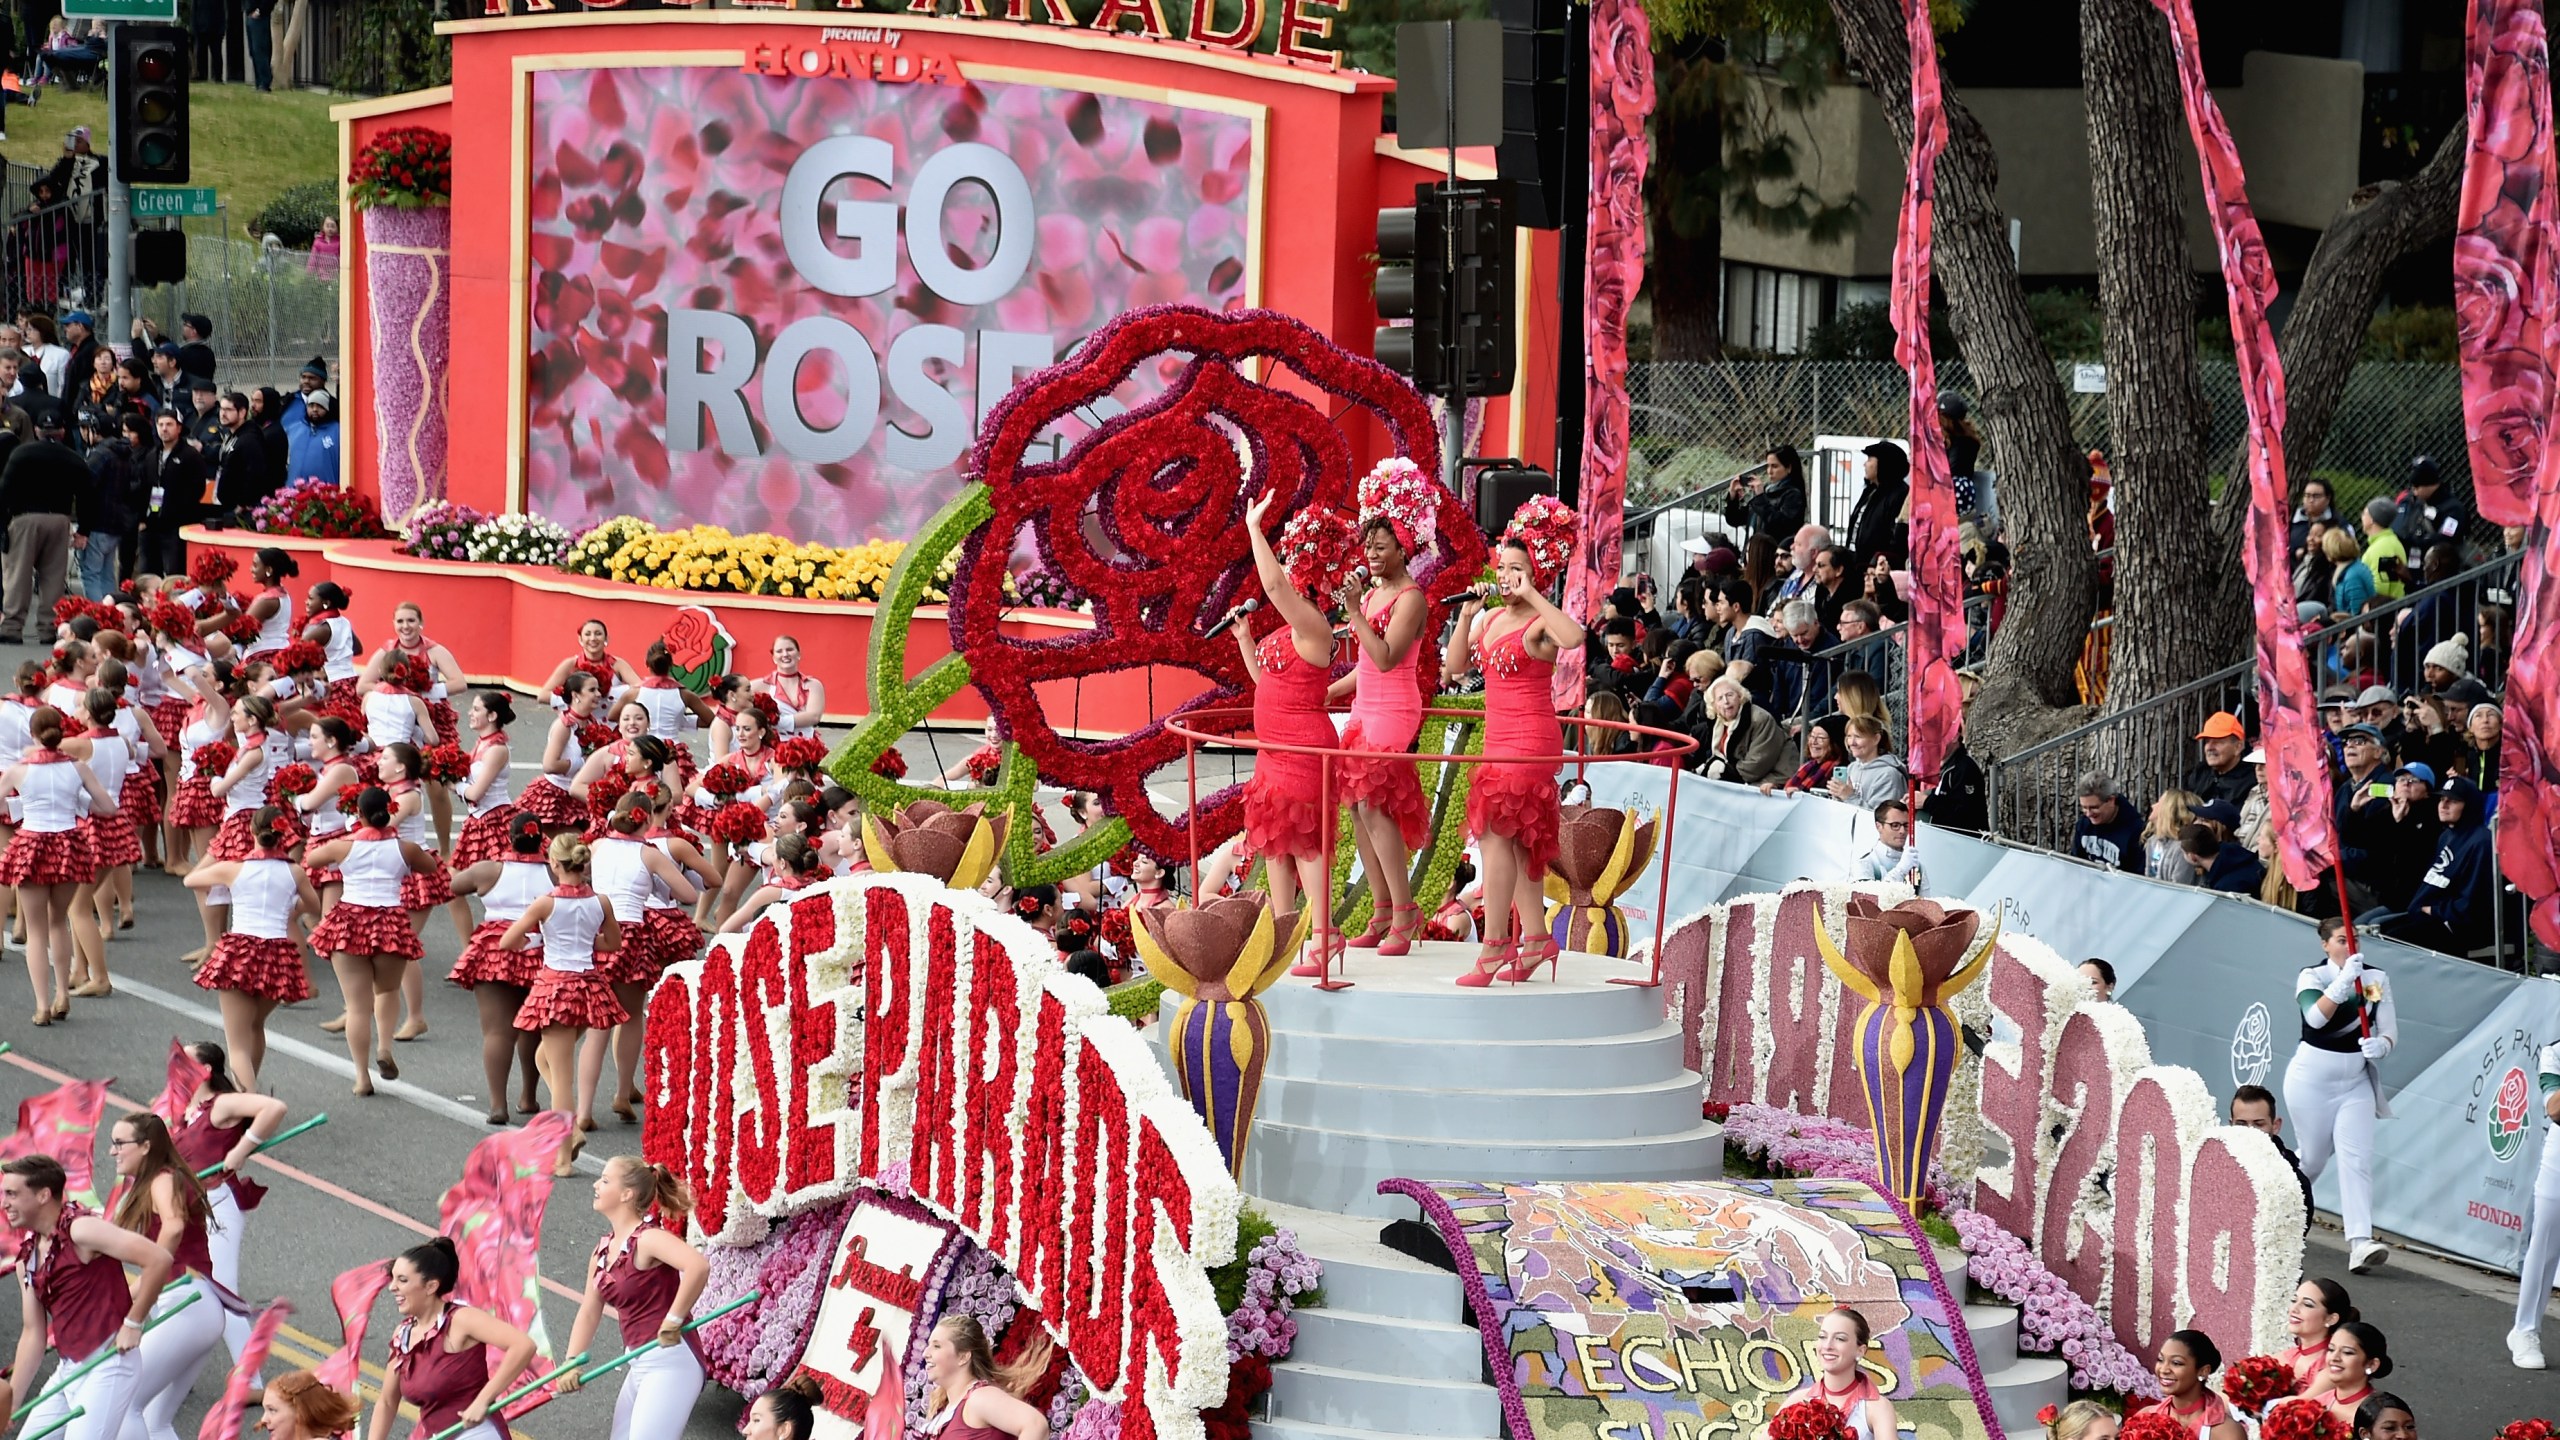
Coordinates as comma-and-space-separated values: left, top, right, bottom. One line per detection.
1811, 894, 1998, 1207
1541, 803, 1656, 957
860, 798, 1009, 893
1133, 894, 1310, 1181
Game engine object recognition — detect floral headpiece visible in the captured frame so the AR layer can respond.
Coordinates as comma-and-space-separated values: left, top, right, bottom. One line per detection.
1500, 495, 1578, 591
1356, 457, 1438, 557
188, 552, 237, 587
1273, 504, 1360, 600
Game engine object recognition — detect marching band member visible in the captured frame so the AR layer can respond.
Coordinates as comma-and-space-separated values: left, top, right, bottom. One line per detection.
2510, 1039, 2560, 1368
107, 1113, 236, 1440
2286, 916, 2396, 1273
555, 1157, 708, 1440
373, 1236, 536, 1440
167, 1042, 288, 1363
4, 1152, 174, 1440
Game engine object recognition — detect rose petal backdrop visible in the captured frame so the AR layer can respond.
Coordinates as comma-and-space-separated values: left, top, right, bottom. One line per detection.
363, 203, 451, 524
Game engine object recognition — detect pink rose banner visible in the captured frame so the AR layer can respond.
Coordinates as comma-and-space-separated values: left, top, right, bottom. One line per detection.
526, 66, 1256, 545
1557, 0, 1654, 712
1893, 0, 1960, 790
2458, 0, 2557, 526
438, 1111, 574, 1372
314, 1260, 392, 1393
2149, 0, 2337, 890
196, 1299, 289, 1440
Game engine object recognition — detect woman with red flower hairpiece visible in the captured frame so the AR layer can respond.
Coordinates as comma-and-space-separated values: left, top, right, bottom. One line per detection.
2152, 1331, 2244, 1440
184, 809, 319, 1089
1439, 495, 1582, 986
1765, 1308, 1895, 1440
608, 640, 713, 792
302, 785, 438, 1096
2041, 1402, 2120, 1440
1231, 491, 1353, 968
1324, 458, 1435, 957
0, 705, 112, 1025
299, 581, 363, 710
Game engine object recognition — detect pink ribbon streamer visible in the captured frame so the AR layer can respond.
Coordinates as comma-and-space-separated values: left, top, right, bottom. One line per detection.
1556, 0, 1654, 713
195, 1300, 290, 1440
2458, 0, 2557, 526
2149, 0, 2338, 889
314, 1260, 392, 1393
1894, 0, 1962, 789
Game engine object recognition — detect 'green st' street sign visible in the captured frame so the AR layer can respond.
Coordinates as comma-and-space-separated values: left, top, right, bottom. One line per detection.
132, 187, 217, 218
61, 0, 180, 19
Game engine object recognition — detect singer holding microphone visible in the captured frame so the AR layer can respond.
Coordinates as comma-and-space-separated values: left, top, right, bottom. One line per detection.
1325, 460, 1436, 957
1229, 491, 1360, 969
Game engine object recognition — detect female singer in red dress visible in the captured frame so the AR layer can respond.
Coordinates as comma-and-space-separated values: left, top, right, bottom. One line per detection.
0, 706, 113, 1023
303, 787, 439, 1095
3, 1152, 176, 1440
374, 1236, 537, 1440
757, 635, 826, 737
1231, 491, 1356, 961
537, 619, 641, 709
185, 808, 318, 1086
1328, 460, 1436, 955
502, 832, 626, 1172
449, 813, 551, 1125
554, 1157, 710, 1440
262, 1371, 362, 1440
1439, 496, 1581, 986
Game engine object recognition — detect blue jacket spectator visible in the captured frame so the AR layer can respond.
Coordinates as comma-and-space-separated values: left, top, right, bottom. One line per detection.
2375, 775, 2496, 955
2184, 824, 2266, 895
279, 388, 339, 485
2071, 772, 2145, 873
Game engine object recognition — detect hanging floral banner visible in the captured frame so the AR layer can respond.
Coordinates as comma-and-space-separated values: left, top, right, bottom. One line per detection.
1893, 0, 1963, 789
2457, 0, 2557, 525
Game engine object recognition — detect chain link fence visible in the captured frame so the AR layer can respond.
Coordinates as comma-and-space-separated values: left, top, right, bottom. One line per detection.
128, 206, 339, 393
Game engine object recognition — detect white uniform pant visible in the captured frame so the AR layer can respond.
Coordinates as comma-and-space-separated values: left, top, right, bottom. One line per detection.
611, 1341, 706, 1440
25, 1345, 139, 1440
206, 1187, 251, 1362
2285, 1045, 2380, 1243
118, 1276, 226, 1440
2514, 1128, 2560, 1336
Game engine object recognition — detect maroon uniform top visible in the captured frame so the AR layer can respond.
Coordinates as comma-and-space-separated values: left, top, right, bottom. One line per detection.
391, 1303, 511, 1440
935, 1382, 1013, 1440
22, 1204, 131, 1361
173, 1103, 268, 1211
592, 1220, 699, 1355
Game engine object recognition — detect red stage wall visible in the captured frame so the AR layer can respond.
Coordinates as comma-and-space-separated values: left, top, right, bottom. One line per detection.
335, 11, 1563, 534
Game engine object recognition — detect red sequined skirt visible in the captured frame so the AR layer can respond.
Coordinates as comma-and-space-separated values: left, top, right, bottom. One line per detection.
194, 934, 312, 1003
517, 780, 586, 828
79, 812, 139, 869
450, 807, 520, 866
450, 920, 539, 989
168, 776, 221, 830
306, 902, 422, 959
1466, 762, 1562, 875
208, 808, 302, 862
400, 861, 454, 911
515, 966, 627, 1031
0, 827, 92, 886
1333, 718, 1429, 849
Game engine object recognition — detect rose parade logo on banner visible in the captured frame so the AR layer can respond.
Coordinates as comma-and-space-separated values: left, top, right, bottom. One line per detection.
2490, 1066, 2532, 1164
526, 65, 1258, 543
659, 605, 733, 694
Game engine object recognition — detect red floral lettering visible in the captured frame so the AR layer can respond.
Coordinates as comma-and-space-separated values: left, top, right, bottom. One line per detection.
1707, 903, 1761, 1109
1067, 1048, 1132, 1395
2108, 1075, 2187, 1350
786, 894, 842, 1196
966, 931, 1025, 1248
640, 974, 694, 1180
1976, 948, 2056, 1237
691, 942, 739, 1235
912, 909, 965, 1211
2181, 1136, 2260, 1347
1010, 995, 1072, 1319
1123, 1116, 1196, 1440
736, 922, 788, 1208
1756, 893, 1831, 1113
861, 889, 915, 1180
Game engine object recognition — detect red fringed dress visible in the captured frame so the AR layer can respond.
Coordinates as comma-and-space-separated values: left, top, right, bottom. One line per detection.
384, 633, 460, 744
306, 827, 424, 959
205, 729, 280, 861
448, 734, 518, 866
643, 829, 704, 970
195, 851, 313, 1002
1464, 621, 1563, 874
518, 717, 590, 828
516, 885, 627, 1030
450, 857, 549, 990
1241, 625, 1337, 864
389, 781, 454, 910
590, 832, 663, 988
311, 607, 360, 710
1334, 586, 1429, 848
0, 750, 95, 885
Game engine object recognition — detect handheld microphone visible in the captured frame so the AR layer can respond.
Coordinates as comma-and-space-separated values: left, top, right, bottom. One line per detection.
1204, 597, 1262, 639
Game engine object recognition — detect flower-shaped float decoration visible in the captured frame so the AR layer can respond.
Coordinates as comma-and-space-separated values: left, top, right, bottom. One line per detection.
1133, 893, 1310, 1181
1540, 803, 1656, 957
826, 304, 1486, 886
860, 798, 1010, 892
1810, 894, 1998, 1207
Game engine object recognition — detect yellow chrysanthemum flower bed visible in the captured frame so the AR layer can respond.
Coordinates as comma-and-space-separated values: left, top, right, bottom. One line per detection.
559, 519, 952, 604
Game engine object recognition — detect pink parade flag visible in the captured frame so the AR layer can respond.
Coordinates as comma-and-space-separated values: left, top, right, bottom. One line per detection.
438, 1111, 571, 1367
0, 1078, 108, 1269
2148, 0, 2339, 890
196, 1298, 291, 1440
1892, 0, 1962, 789
2457, 0, 2557, 526
152, 1038, 211, 1125
314, 1260, 392, 1393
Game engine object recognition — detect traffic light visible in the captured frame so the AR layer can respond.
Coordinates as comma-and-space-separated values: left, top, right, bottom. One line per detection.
1373, 183, 1516, 398
1494, 0, 1570, 228
114, 26, 190, 185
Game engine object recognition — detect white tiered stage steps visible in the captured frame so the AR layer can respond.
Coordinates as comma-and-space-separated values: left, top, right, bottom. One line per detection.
1152, 939, 2065, 1440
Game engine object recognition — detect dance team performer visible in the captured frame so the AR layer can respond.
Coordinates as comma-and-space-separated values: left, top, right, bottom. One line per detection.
167, 1040, 288, 1359
555, 1157, 709, 1440
380, 742, 456, 1041
757, 634, 826, 737
609, 641, 712, 791
2288, 917, 2395, 1273
229, 549, 302, 665
500, 832, 626, 1174
358, 603, 466, 852
184, 807, 318, 1084
0, 705, 115, 1023
447, 812, 552, 1126
2151, 1331, 2242, 1440
1769, 1307, 1895, 1440
589, 793, 697, 1126
106, 1113, 235, 1440
2283, 1278, 2356, 1397
1231, 490, 1355, 963
300, 581, 363, 709
303, 787, 439, 1094
538, 619, 641, 708
1440, 495, 1581, 986
100, 657, 170, 899
919, 1314, 1053, 1440
64, 690, 137, 998
524, 671, 604, 833
373, 1236, 536, 1440
1327, 459, 1434, 957
4, 1152, 176, 1440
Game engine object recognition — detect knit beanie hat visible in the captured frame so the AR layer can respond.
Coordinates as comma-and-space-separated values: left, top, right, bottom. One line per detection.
2424, 633, 2470, 679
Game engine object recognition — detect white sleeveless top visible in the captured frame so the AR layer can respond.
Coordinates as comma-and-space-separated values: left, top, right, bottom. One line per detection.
302, 769, 349, 839
540, 891, 607, 973
176, 710, 223, 781
363, 690, 420, 748
539, 721, 583, 792
468, 738, 511, 813
764, 672, 817, 737
222, 733, 271, 815
389, 786, 430, 847
110, 704, 140, 750
83, 733, 129, 795
632, 685, 690, 740
251, 589, 294, 655
229, 857, 300, 939
262, 726, 295, 773
135, 648, 171, 705
318, 617, 358, 683
590, 835, 653, 921
647, 835, 689, 908
0, 700, 35, 768
481, 860, 553, 926
40, 681, 82, 714
338, 834, 408, 908
17, 759, 84, 833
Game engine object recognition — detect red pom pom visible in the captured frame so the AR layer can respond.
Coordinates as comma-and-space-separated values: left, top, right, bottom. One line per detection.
776, 736, 829, 772
1097, 905, 1132, 952
865, 746, 905, 780
2261, 1399, 2351, 1440
188, 552, 238, 586
707, 800, 765, 846
2218, 1357, 2300, 1417
700, 761, 752, 799
190, 740, 237, 776
963, 743, 1002, 785
1768, 1399, 1854, 1440
2118, 1407, 2190, 1440
271, 763, 317, 800
274, 640, 326, 675
575, 720, 619, 754
586, 768, 632, 824
145, 597, 196, 641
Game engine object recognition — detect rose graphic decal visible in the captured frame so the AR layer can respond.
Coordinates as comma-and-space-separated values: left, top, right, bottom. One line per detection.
2491, 1065, 2532, 1163
658, 605, 733, 694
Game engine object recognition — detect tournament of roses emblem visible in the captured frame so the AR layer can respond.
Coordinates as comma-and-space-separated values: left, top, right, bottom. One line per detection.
658, 605, 732, 695
2230, 1002, 2273, 1088
2490, 1066, 2531, 1164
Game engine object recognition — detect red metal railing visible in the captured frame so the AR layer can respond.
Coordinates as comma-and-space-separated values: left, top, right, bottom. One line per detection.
1164, 707, 1700, 991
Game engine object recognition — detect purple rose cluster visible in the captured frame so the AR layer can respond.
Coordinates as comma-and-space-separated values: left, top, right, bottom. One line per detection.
1226, 1225, 1319, 1363
402, 501, 492, 562
693, 1197, 858, 1400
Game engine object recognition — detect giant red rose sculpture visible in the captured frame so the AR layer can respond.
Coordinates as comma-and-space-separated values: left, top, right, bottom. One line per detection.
950, 304, 1484, 861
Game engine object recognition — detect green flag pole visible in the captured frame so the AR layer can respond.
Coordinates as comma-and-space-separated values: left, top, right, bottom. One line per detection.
435, 1290, 763, 1437
192, 1113, 328, 1180
17, 1404, 82, 1440
10, 1291, 202, 1420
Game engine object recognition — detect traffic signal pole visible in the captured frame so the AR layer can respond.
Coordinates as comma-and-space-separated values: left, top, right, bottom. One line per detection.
105, 19, 131, 352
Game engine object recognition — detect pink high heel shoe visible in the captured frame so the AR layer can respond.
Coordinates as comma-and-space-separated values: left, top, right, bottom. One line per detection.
1498, 935, 1561, 984
1376, 903, 1423, 958
1288, 926, 1346, 978
1456, 937, 1517, 988
1344, 907, 1395, 950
